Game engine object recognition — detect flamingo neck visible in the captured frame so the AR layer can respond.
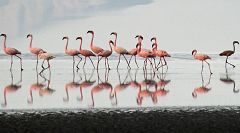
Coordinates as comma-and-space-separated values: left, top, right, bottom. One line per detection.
137, 43, 142, 53
114, 35, 117, 48
193, 51, 197, 57
29, 36, 33, 49
109, 43, 113, 53
233, 43, 236, 53
79, 39, 83, 51
2, 36, 6, 50
64, 39, 69, 52
90, 33, 94, 47
152, 43, 157, 52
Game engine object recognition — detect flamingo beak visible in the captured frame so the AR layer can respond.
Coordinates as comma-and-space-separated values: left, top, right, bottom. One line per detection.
135, 35, 139, 38
27, 34, 31, 38
110, 32, 116, 35
109, 40, 114, 44
0, 34, 6, 37
234, 41, 239, 44
87, 31, 93, 34
191, 50, 195, 55
152, 44, 155, 48
140, 36, 143, 40
151, 37, 155, 42
62, 37, 67, 40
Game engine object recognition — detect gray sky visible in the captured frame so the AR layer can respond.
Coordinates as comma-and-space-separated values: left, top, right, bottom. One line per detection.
0, 0, 240, 53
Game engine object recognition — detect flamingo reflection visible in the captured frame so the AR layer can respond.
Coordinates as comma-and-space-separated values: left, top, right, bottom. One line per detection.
38, 72, 55, 97
192, 74, 212, 98
27, 69, 46, 104
220, 67, 239, 93
2, 70, 22, 107
77, 69, 96, 102
90, 70, 114, 107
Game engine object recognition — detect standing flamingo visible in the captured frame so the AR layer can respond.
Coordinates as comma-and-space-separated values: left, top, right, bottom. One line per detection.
97, 40, 114, 70
219, 41, 239, 68
87, 31, 103, 61
192, 49, 213, 74
135, 35, 155, 70
62, 36, 82, 69
110, 32, 131, 69
27, 34, 46, 69
128, 45, 139, 68
1, 34, 23, 71
151, 37, 171, 69
76, 36, 96, 68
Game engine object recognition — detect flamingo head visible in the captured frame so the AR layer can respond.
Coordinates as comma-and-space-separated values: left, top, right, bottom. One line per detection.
109, 40, 114, 45
62, 36, 68, 40
76, 37, 82, 40
192, 92, 197, 98
87, 30, 94, 34
0, 34, 6, 37
192, 49, 197, 55
233, 41, 239, 44
110, 32, 117, 36
151, 37, 156, 42
135, 35, 143, 40
152, 43, 157, 48
27, 34, 32, 38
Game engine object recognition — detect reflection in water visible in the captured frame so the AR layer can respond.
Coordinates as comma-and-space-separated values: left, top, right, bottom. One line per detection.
77, 69, 96, 102
192, 74, 212, 98
28, 69, 46, 104
220, 67, 239, 93
1, 70, 22, 107
90, 70, 114, 107
38, 72, 55, 97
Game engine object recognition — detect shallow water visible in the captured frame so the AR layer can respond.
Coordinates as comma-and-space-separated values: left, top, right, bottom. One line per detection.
0, 53, 239, 110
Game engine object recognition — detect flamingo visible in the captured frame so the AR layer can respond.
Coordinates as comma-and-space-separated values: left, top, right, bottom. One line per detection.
192, 49, 213, 74
38, 51, 55, 73
135, 35, 155, 70
27, 34, 46, 69
62, 36, 82, 69
87, 30, 103, 62
219, 41, 239, 68
97, 40, 114, 70
151, 37, 171, 69
76, 36, 96, 68
110, 32, 131, 69
128, 45, 139, 68
0, 34, 23, 71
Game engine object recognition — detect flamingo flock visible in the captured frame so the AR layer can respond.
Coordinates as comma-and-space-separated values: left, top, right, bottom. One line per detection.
0, 32, 239, 74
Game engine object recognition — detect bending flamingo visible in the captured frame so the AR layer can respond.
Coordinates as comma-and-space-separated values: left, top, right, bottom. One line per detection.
151, 37, 171, 69
76, 36, 96, 68
97, 40, 114, 70
27, 34, 46, 69
87, 30, 103, 61
219, 41, 239, 68
38, 51, 55, 73
1, 34, 23, 71
62, 36, 82, 69
110, 32, 131, 69
192, 49, 212, 74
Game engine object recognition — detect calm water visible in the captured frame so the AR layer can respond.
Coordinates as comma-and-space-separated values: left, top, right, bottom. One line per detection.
0, 53, 239, 110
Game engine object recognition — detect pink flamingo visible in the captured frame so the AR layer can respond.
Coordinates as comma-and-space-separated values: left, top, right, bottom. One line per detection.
128, 45, 139, 68
97, 40, 114, 70
38, 51, 55, 73
135, 35, 155, 70
110, 32, 131, 69
1, 34, 23, 71
76, 36, 96, 68
87, 30, 104, 61
151, 37, 171, 69
192, 49, 213, 74
27, 34, 46, 69
62, 36, 82, 69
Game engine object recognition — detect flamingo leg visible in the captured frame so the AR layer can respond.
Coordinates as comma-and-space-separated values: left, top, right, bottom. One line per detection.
72, 56, 75, 70
97, 57, 103, 70
36, 55, 39, 70
134, 55, 139, 68
104, 58, 107, 69
83, 57, 87, 68
163, 57, 168, 70
41, 59, 45, 69
201, 61, 204, 74
123, 54, 131, 69
128, 55, 133, 64
204, 60, 213, 74
88, 57, 95, 69
10, 55, 13, 70
63, 88, 69, 102
27, 89, 33, 104
157, 57, 162, 68
226, 56, 235, 68
117, 54, 121, 69
106, 57, 110, 70
76, 55, 82, 69
1, 90, 7, 107
15, 55, 23, 71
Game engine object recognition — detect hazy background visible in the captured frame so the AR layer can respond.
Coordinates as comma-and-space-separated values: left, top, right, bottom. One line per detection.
0, 0, 240, 53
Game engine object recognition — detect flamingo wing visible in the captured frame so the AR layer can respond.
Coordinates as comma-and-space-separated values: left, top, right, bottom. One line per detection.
219, 50, 234, 56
